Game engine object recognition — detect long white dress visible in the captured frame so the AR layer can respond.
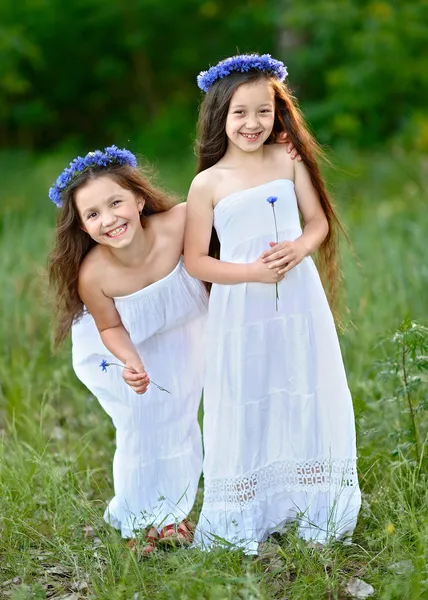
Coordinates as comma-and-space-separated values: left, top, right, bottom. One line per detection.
194, 180, 361, 554
72, 258, 208, 538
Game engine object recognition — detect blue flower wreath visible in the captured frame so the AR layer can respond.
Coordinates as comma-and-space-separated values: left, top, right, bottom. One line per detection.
48, 145, 138, 207
197, 54, 288, 93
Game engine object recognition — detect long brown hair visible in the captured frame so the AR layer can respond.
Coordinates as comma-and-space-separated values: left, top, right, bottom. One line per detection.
195, 69, 345, 317
48, 163, 175, 347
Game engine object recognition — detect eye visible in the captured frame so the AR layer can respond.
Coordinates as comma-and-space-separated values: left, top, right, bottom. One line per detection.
260, 109, 272, 114
233, 110, 245, 115
87, 212, 97, 220
111, 200, 121, 206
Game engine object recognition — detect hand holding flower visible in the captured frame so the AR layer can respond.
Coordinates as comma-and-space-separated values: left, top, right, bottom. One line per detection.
122, 358, 150, 395
248, 255, 285, 284
261, 238, 308, 275
99, 359, 170, 394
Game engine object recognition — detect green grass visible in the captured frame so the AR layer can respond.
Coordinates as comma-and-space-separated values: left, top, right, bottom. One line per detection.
0, 148, 427, 599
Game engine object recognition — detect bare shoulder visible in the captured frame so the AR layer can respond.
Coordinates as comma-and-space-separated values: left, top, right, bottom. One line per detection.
158, 201, 187, 236
188, 168, 217, 205
78, 246, 106, 291
267, 142, 295, 168
161, 200, 186, 221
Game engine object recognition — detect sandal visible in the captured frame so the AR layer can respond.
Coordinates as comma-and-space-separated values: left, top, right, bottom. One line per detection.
127, 526, 159, 556
159, 519, 193, 547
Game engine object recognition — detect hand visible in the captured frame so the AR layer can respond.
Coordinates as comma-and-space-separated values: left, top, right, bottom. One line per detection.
275, 131, 302, 161
122, 358, 150, 394
261, 239, 308, 275
249, 255, 285, 284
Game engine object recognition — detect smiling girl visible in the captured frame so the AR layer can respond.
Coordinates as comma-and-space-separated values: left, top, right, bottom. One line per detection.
48, 146, 208, 554
185, 55, 361, 554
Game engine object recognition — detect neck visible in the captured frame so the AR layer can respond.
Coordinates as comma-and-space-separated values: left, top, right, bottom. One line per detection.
223, 142, 267, 167
107, 220, 153, 268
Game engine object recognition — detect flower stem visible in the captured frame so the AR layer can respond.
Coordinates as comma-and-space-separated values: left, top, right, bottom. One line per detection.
272, 204, 279, 311
107, 362, 171, 394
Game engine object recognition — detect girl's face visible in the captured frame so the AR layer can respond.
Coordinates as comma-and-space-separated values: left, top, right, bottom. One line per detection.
225, 79, 275, 153
74, 175, 144, 248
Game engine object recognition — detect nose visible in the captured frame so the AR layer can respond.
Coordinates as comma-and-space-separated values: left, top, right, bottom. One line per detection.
245, 114, 260, 129
101, 210, 117, 228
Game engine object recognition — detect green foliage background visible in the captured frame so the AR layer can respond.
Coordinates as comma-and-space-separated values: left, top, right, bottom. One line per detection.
1, 2, 428, 598
1, 0, 427, 154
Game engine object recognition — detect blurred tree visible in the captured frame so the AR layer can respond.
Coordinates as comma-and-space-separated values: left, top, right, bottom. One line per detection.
0, 0, 426, 151
0, 0, 276, 151
278, 0, 428, 146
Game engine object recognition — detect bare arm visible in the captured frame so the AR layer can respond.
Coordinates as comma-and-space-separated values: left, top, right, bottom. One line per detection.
78, 265, 149, 393
294, 159, 329, 254
261, 160, 328, 274
184, 176, 282, 285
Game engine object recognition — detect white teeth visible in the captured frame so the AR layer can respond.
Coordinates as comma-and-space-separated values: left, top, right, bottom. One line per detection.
242, 133, 260, 139
107, 226, 126, 237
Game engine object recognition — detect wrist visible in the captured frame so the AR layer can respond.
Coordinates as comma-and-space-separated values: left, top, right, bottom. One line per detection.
124, 353, 142, 366
297, 236, 311, 257
244, 262, 256, 283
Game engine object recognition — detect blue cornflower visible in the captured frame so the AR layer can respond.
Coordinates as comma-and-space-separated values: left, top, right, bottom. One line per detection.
48, 145, 138, 207
100, 359, 108, 372
197, 54, 288, 93
266, 196, 280, 311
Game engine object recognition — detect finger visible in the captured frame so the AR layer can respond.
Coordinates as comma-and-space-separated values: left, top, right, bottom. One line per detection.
266, 253, 286, 265
261, 241, 278, 258
130, 378, 150, 387
261, 249, 275, 260
135, 388, 148, 395
270, 255, 293, 268
125, 374, 150, 385
266, 251, 290, 265
132, 383, 150, 394
263, 244, 289, 261
125, 372, 149, 381
283, 260, 298, 274
297, 154, 302, 162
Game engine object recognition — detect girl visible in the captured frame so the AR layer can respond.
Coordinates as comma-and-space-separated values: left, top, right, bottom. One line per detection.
48, 146, 208, 554
184, 54, 361, 554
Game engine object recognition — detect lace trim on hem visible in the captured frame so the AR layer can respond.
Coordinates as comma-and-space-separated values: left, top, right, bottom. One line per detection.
203, 458, 358, 510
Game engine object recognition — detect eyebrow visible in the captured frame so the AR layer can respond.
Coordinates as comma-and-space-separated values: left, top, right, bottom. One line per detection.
230, 103, 273, 109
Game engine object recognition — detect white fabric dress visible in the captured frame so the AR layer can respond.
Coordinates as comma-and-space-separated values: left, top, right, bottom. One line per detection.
72, 258, 208, 537
194, 180, 361, 554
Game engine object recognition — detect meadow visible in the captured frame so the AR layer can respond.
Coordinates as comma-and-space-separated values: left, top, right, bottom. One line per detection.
0, 147, 427, 599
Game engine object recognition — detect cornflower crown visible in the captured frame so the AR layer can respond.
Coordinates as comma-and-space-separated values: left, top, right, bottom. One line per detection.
197, 53, 288, 93
48, 145, 138, 207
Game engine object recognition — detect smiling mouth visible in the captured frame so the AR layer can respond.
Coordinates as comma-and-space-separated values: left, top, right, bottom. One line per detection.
105, 224, 128, 238
240, 132, 263, 141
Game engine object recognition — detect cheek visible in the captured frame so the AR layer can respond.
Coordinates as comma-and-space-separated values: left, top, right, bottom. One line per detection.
228, 118, 242, 133
264, 115, 275, 131
225, 119, 235, 137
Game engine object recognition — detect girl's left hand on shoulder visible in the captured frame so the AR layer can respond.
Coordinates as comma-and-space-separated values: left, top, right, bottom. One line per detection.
261, 239, 308, 275
275, 132, 302, 161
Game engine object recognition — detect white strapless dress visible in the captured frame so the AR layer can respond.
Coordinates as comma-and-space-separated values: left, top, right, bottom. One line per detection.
194, 180, 361, 554
72, 258, 208, 537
